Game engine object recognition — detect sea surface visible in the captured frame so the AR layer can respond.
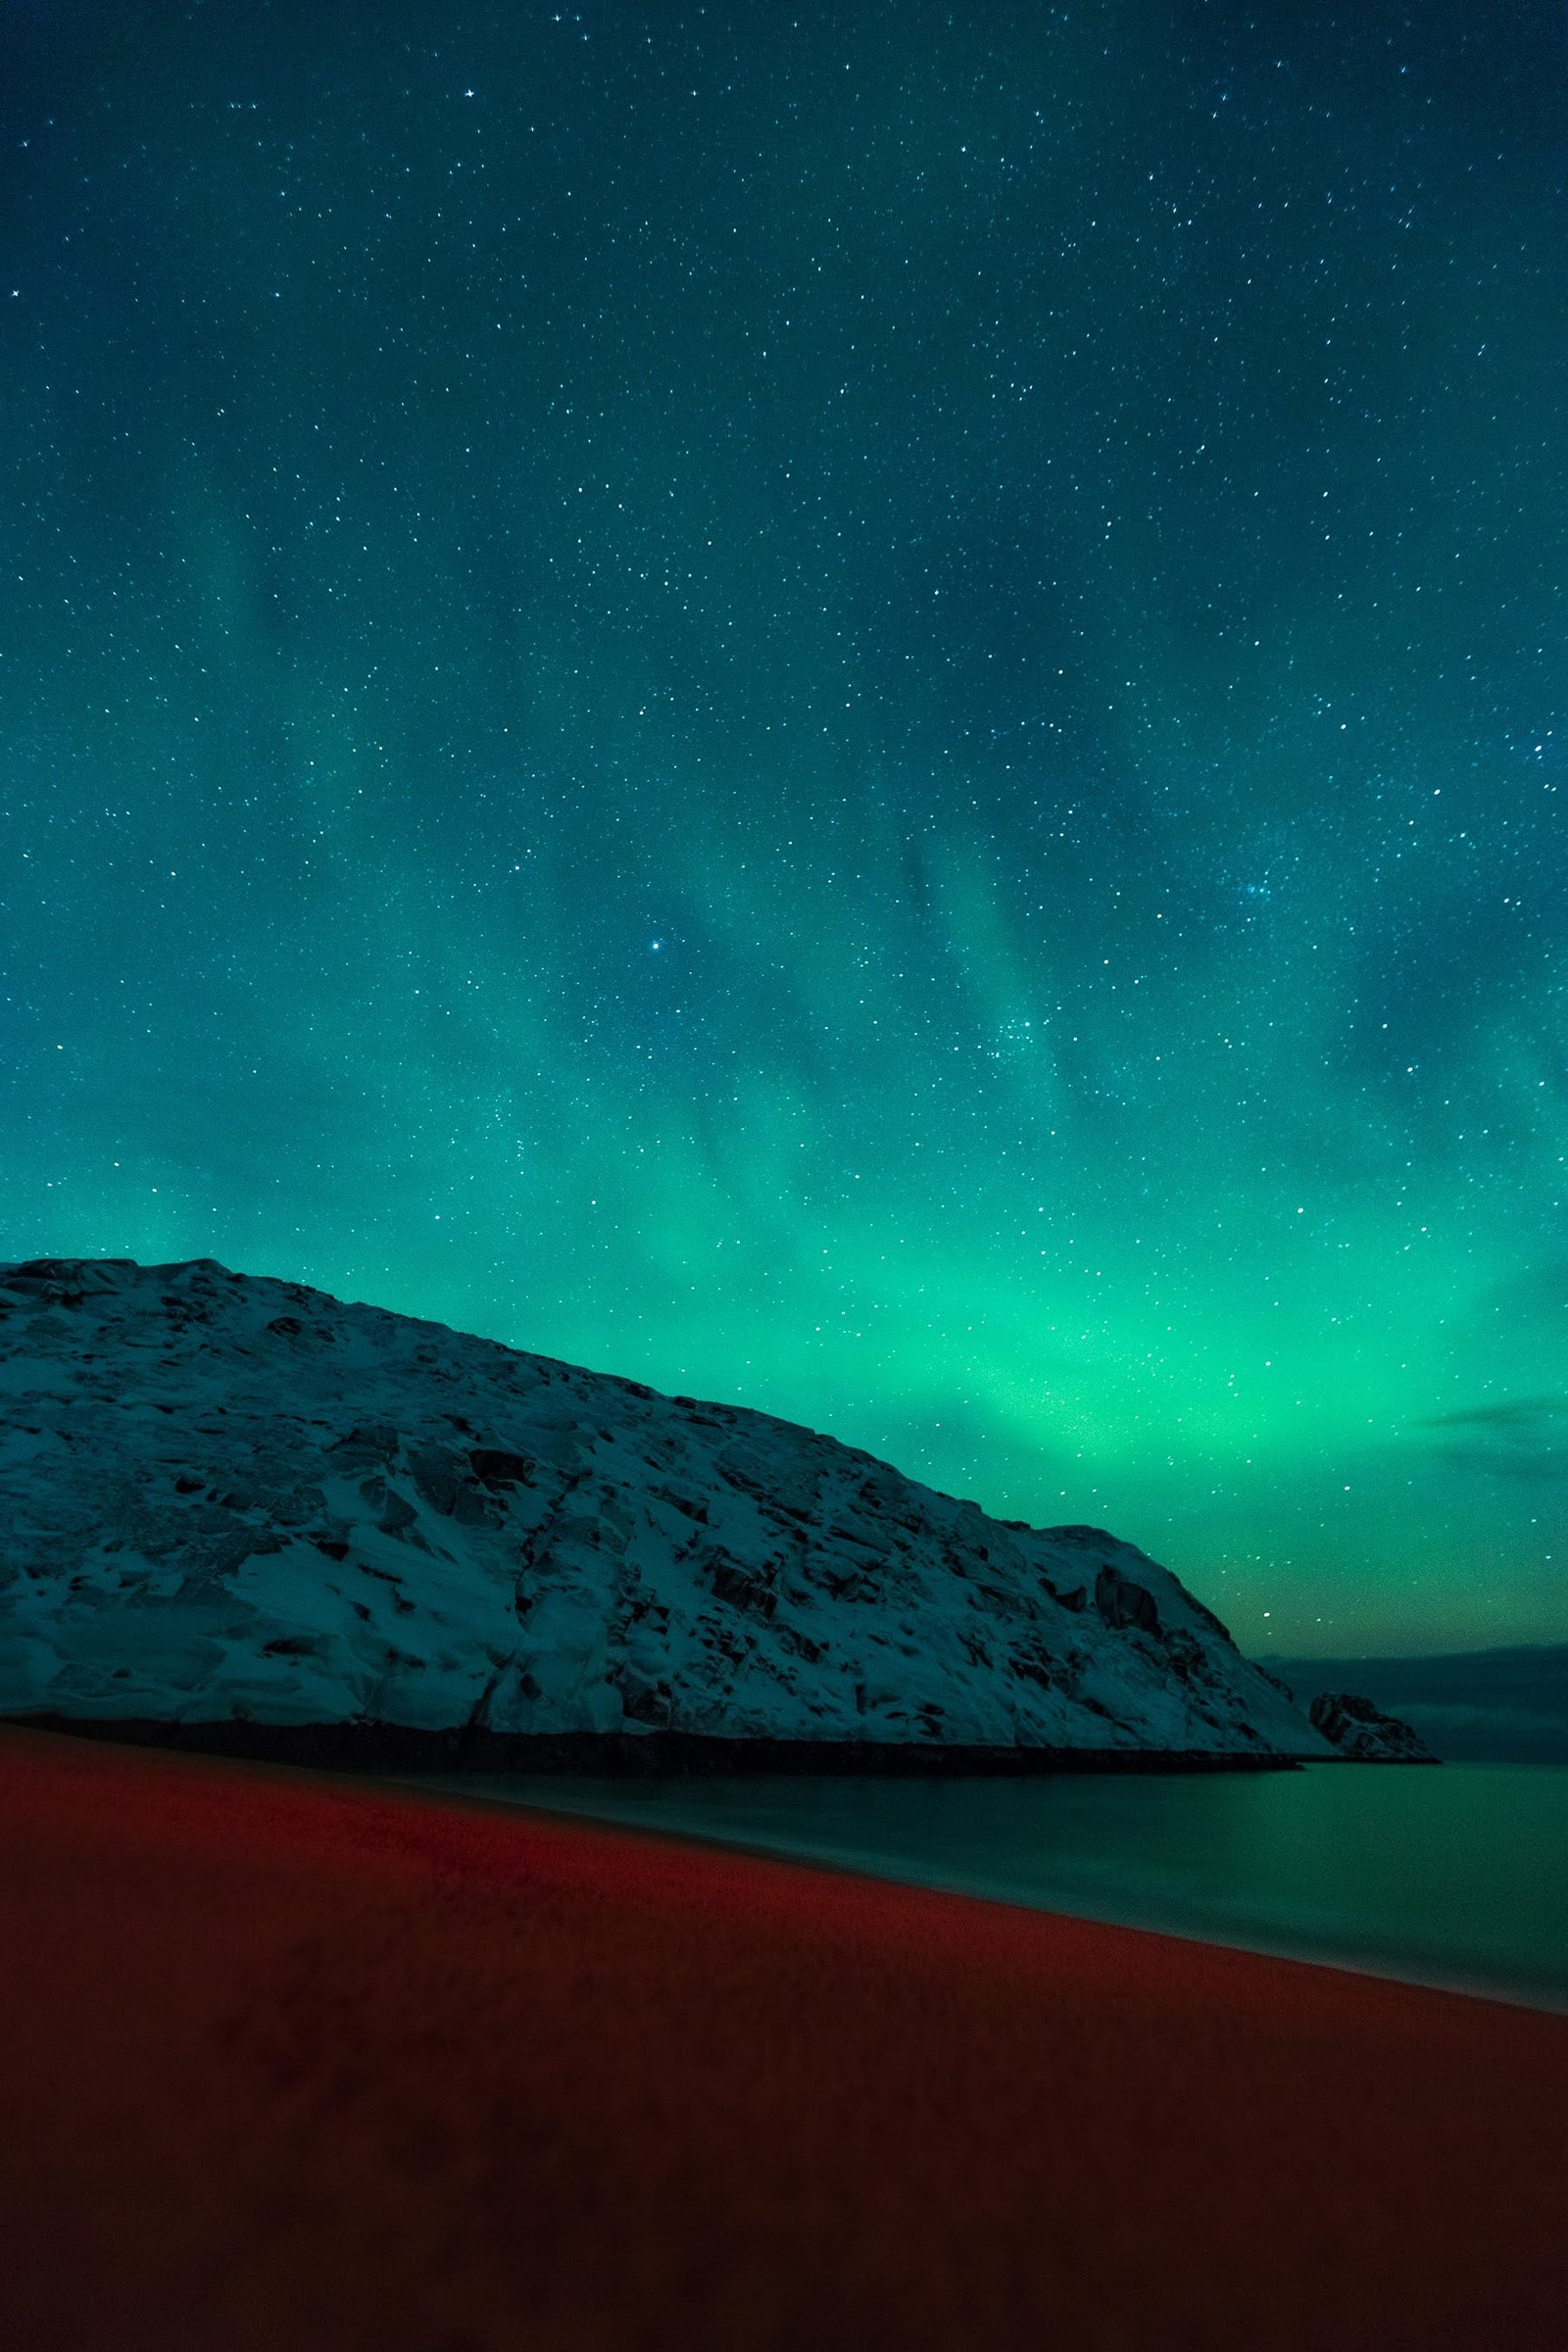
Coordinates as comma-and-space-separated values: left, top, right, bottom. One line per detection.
424, 1762, 1568, 2013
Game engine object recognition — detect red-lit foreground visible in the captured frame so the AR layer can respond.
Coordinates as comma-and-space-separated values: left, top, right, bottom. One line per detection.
2, 1728, 1565, 2351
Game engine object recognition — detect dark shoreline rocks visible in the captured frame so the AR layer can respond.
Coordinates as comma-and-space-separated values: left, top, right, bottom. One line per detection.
8, 1714, 1306, 1777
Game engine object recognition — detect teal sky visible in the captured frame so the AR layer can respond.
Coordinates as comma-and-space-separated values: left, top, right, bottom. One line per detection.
4, 2, 1566, 1654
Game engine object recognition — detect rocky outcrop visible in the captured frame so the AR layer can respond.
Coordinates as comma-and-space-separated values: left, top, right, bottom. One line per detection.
1308, 1691, 1441, 1763
0, 1257, 1335, 1769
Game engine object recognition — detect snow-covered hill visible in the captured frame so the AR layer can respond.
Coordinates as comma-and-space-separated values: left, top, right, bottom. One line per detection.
0, 1257, 1331, 1765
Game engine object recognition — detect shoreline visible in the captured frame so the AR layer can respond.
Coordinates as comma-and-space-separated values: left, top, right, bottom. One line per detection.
3, 1724, 1564, 2349
407, 1766, 1568, 2022
2, 1709, 1308, 1774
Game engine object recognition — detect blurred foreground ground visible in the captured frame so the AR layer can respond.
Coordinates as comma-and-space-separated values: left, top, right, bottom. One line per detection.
1, 1726, 1565, 2350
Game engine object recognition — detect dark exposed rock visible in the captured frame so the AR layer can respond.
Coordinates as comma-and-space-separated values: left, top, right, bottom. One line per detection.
468, 1447, 536, 1489
1095, 1564, 1161, 1636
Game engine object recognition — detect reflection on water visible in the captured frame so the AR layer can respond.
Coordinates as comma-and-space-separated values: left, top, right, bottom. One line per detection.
423, 1763, 1568, 2012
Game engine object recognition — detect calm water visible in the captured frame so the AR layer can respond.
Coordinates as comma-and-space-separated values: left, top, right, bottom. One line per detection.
427, 1764, 1568, 2013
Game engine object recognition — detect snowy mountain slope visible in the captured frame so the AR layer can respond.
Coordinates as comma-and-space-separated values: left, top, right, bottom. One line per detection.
0, 1258, 1332, 1762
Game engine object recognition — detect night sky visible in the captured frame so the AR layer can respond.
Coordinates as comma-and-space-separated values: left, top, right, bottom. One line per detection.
4, 2, 1566, 1655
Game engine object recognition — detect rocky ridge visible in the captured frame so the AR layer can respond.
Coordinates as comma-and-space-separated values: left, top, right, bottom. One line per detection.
0, 1257, 1335, 1768
1307, 1691, 1440, 1764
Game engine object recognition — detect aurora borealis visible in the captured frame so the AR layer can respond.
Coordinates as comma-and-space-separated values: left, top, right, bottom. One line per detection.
3, 3, 1565, 1654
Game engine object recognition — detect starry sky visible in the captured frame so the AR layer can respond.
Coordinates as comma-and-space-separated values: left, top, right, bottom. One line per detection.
3, 0, 1566, 1656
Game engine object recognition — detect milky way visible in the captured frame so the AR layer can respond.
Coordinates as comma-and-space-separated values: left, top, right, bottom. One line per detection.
4, 3, 1565, 1652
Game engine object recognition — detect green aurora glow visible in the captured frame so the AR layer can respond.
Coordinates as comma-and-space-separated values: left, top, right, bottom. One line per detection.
4, 3, 1566, 1652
